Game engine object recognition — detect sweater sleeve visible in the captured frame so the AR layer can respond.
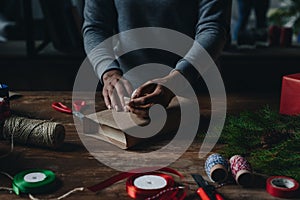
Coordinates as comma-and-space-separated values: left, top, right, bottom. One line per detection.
175, 0, 232, 84
82, 0, 121, 83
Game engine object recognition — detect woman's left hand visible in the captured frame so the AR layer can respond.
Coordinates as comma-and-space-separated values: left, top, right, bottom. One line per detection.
128, 70, 181, 118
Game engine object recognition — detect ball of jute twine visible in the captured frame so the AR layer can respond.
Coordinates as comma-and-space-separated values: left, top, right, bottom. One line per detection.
0, 116, 65, 149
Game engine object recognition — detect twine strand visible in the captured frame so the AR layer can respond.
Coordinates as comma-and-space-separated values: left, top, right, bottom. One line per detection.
0, 171, 14, 180
29, 187, 85, 200
0, 171, 14, 194
0, 187, 13, 193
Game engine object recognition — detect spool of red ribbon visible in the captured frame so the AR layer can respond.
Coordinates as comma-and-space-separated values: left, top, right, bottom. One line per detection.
88, 167, 186, 200
266, 176, 299, 198
127, 172, 178, 200
0, 84, 10, 121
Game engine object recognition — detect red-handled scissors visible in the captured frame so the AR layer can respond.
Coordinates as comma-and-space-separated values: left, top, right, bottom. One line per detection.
192, 174, 224, 200
52, 101, 86, 119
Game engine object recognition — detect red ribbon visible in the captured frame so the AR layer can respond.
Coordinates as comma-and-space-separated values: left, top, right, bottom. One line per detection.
88, 167, 186, 200
0, 98, 10, 121
266, 176, 299, 198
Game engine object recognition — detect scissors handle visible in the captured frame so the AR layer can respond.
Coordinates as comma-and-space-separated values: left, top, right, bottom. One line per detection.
73, 100, 86, 112
52, 102, 72, 114
197, 188, 224, 200
197, 188, 211, 200
215, 193, 224, 200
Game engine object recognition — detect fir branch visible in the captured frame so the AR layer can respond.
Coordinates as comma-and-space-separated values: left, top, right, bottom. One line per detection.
219, 106, 300, 182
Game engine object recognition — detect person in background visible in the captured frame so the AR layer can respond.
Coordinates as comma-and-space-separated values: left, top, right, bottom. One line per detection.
0, 0, 22, 42
82, 0, 232, 118
234, 0, 270, 44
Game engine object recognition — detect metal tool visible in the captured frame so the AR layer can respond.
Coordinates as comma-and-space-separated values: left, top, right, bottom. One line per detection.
52, 101, 85, 119
191, 174, 224, 200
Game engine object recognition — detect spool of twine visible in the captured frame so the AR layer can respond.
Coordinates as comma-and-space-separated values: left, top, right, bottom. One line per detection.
0, 116, 65, 149
229, 155, 253, 186
205, 153, 229, 183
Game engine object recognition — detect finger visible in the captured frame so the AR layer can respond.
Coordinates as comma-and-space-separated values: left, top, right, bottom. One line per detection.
110, 92, 121, 111
132, 82, 156, 98
107, 85, 121, 111
103, 89, 112, 110
114, 82, 127, 109
129, 102, 154, 109
129, 87, 161, 107
129, 107, 149, 119
109, 79, 125, 111
122, 79, 134, 98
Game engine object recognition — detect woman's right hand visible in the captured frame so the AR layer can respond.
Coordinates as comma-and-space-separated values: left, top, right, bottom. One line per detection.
102, 70, 133, 111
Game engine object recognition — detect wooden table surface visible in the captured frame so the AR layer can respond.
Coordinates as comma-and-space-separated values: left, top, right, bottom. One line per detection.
0, 91, 294, 200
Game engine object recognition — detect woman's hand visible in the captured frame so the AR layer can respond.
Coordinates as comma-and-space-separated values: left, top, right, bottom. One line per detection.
128, 70, 181, 118
102, 70, 133, 111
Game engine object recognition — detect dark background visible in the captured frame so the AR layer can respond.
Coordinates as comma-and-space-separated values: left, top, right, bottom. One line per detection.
0, 0, 299, 93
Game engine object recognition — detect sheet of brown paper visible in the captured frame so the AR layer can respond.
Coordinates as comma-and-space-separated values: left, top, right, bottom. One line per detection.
82, 96, 194, 149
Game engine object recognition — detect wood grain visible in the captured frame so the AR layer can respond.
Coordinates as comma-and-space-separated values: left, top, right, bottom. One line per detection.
0, 92, 289, 200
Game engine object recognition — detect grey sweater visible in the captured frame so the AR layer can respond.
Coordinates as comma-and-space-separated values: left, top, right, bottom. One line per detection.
82, 0, 231, 86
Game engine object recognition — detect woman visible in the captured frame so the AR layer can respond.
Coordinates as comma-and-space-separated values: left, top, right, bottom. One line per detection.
82, 0, 231, 117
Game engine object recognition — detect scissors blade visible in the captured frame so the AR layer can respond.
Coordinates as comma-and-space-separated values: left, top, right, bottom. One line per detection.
73, 111, 85, 120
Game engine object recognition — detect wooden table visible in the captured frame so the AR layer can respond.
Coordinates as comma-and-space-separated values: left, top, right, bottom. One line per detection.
1, 91, 291, 200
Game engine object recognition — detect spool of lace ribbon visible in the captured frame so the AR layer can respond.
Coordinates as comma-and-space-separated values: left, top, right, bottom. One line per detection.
0, 116, 65, 149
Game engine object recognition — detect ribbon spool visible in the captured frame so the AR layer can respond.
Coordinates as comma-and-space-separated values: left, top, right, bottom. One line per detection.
205, 153, 228, 183
127, 172, 177, 199
88, 167, 186, 200
12, 169, 56, 195
229, 155, 253, 186
266, 176, 299, 198
0, 84, 10, 121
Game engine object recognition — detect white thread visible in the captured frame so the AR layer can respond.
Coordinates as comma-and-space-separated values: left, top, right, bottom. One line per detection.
145, 186, 185, 200
0, 171, 14, 180
0, 172, 13, 194
56, 187, 85, 200
0, 187, 13, 192
29, 187, 84, 200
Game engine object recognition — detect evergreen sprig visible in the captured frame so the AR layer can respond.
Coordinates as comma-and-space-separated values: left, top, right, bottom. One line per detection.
220, 106, 300, 182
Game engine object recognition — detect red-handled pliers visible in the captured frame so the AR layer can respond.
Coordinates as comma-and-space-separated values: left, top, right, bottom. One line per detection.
52, 101, 86, 119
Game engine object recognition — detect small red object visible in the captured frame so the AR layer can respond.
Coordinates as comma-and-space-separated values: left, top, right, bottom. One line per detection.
280, 73, 300, 115
197, 188, 211, 200
280, 27, 293, 47
229, 155, 253, 186
52, 102, 72, 114
266, 176, 299, 198
52, 100, 86, 114
88, 167, 186, 200
0, 99, 10, 120
73, 100, 86, 112
126, 172, 176, 199
269, 25, 281, 46
192, 174, 224, 200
